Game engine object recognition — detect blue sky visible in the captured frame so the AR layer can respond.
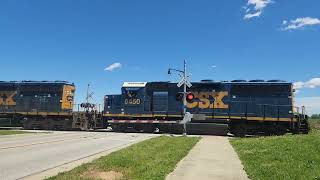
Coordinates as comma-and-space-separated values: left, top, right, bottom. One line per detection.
0, 0, 319, 113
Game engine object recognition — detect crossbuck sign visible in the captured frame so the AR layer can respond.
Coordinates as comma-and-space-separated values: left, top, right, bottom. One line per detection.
177, 77, 192, 88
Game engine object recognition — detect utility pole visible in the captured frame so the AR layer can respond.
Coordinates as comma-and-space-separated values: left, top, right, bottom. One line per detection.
182, 60, 188, 136
183, 60, 187, 114
168, 60, 192, 136
86, 84, 90, 105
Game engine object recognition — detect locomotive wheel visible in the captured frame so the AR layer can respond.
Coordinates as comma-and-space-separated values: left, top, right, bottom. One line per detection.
231, 123, 246, 137
111, 124, 126, 132
22, 119, 32, 130
142, 124, 155, 133
264, 124, 287, 136
275, 125, 287, 136
158, 124, 169, 133
170, 124, 183, 134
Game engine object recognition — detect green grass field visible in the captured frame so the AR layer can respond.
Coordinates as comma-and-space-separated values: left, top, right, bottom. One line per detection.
230, 119, 320, 180
47, 136, 200, 180
0, 130, 33, 136
310, 118, 320, 130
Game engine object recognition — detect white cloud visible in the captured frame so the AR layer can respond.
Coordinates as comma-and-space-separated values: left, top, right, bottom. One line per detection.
248, 0, 272, 10
244, 11, 262, 20
211, 65, 217, 68
282, 17, 320, 31
104, 62, 122, 72
294, 78, 320, 90
244, 0, 273, 20
295, 97, 320, 115
304, 78, 320, 88
293, 81, 304, 90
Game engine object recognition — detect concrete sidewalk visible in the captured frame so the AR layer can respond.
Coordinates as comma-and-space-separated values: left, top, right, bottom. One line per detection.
167, 136, 249, 180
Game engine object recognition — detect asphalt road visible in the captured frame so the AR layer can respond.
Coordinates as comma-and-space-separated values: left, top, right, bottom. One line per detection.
0, 131, 158, 180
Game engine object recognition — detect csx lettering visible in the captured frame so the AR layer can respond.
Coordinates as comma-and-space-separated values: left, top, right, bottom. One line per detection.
187, 92, 228, 109
0, 91, 17, 106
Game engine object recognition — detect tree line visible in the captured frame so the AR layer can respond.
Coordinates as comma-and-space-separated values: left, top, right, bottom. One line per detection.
311, 114, 320, 119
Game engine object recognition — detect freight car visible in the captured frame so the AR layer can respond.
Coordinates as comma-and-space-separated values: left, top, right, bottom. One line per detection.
104, 80, 310, 136
0, 81, 103, 130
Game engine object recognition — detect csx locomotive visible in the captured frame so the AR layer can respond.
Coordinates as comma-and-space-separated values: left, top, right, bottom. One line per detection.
0, 80, 310, 136
104, 80, 309, 136
0, 81, 103, 130
0, 81, 75, 112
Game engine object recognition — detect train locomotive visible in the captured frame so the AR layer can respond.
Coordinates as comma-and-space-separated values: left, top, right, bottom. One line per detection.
0, 81, 103, 130
0, 80, 310, 136
104, 80, 310, 136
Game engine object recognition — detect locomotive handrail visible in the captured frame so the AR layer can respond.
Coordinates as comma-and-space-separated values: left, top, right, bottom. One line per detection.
278, 106, 280, 121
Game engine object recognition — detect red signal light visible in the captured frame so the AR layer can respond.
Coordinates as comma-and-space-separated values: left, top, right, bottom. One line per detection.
186, 93, 195, 102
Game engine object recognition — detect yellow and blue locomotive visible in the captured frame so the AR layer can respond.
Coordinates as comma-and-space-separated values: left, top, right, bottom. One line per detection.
0, 81, 75, 129
0, 80, 310, 136
104, 80, 310, 136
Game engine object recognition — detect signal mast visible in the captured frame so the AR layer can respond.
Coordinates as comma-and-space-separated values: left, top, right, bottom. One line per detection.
81, 84, 96, 111
168, 60, 192, 136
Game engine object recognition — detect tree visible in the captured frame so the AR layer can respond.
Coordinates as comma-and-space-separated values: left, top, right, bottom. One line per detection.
311, 114, 320, 119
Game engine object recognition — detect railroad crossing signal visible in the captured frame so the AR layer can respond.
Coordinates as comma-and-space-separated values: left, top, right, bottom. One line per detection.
168, 60, 192, 136
177, 77, 192, 88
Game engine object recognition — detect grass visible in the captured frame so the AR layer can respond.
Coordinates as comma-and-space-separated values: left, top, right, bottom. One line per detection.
230, 119, 320, 180
0, 130, 34, 136
47, 136, 201, 180
310, 118, 320, 130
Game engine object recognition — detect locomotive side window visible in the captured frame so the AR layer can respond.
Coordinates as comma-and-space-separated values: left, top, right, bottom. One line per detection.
126, 90, 137, 98
124, 87, 141, 105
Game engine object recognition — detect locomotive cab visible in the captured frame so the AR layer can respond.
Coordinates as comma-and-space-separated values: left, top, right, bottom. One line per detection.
104, 82, 147, 116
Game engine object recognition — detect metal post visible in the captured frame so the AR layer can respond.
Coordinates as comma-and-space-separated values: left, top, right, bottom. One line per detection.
183, 60, 187, 136
86, 84, 90, 105
168, 60, 191, 136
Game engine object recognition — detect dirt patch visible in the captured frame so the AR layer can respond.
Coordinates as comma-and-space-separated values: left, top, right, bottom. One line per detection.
314, 124, 320, 130
81, 170, 123, 180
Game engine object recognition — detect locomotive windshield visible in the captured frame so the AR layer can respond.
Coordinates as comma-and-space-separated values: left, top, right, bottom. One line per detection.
124, 88, 139, 98
122, 87, 142, 105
